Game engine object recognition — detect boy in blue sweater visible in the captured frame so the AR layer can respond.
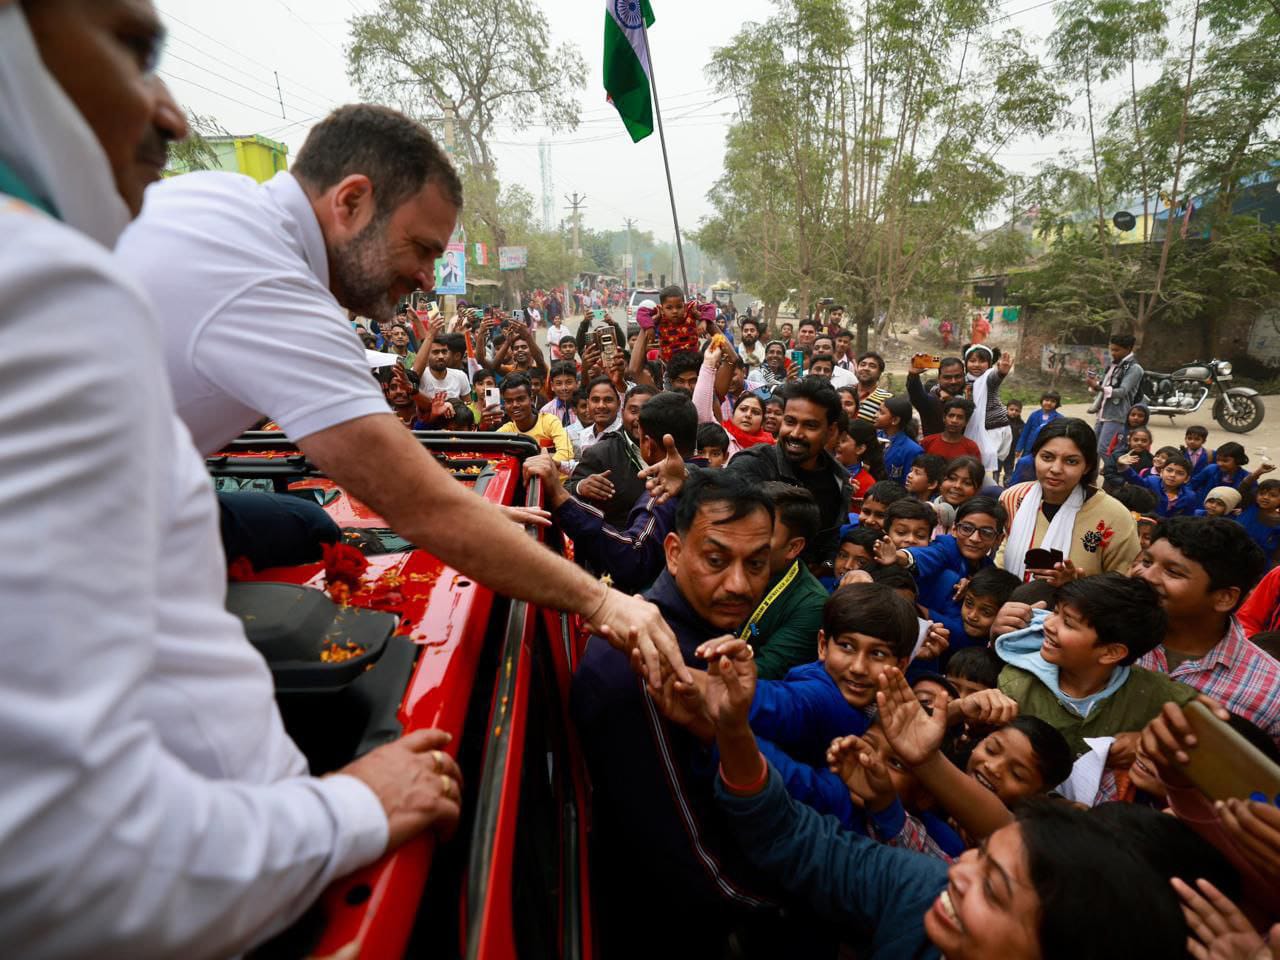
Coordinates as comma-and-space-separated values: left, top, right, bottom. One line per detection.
1124, 452, 1198, 517
1013, 390, 1061, 460
877, 395, 924, 484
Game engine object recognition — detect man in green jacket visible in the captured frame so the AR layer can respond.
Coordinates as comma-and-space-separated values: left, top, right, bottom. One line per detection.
747, 483, 831, 679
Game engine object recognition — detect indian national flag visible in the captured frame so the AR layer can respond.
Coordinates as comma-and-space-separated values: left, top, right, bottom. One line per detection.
604, 0, 656, 142
473, 242, 489, 266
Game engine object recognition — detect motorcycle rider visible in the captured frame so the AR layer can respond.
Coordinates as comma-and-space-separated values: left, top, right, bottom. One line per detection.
1086, 333, 1143, 458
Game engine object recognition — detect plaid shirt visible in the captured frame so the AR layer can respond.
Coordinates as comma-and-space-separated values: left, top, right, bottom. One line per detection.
1138, 618, 1280, 744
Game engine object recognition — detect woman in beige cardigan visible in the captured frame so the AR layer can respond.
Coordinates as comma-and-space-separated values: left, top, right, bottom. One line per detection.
998, 418, 1140, 583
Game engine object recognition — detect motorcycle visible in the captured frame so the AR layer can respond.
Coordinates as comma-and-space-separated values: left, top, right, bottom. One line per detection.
1139, 358, 1265, 434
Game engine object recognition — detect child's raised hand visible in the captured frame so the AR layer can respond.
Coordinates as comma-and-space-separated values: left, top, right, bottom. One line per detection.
695, 636, 757, 732
1172, 877, 1273, 960
828, 734, 897, 812
838, 569, 874, 588
1118, 452, 1139, 468
1028, 558, 1078, 587
948, 688, 1019, 727
917, 622, 950, 662
873, 537, 901, 567
875, 667, 946, 767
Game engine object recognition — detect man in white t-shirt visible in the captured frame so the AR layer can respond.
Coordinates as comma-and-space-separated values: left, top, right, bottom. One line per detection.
546, 317, 571, 358
115, 104, 683, 686
415, 335, 471, 399
0, 5, 461, 955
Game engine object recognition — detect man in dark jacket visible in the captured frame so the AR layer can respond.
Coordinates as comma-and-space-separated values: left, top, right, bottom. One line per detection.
905, 355, 966, 436
572, 472, 792, 958
725, 377, 851, 564
565, 383, 656, 525
529, 391, 698, 592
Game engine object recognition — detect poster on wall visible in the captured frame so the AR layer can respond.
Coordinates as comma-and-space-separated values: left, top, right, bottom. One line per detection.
433, 243, 466, 295
498, 245, 528, 271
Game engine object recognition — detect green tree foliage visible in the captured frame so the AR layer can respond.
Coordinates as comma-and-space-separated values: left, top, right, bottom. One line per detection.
165, 109, 225, 175
347, 0, 585, 301
1013, 0, 1280, 348
696, 0, 1063, 345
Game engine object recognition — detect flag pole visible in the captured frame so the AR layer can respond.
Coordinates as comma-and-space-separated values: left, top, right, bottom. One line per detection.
639, 21, 688, 292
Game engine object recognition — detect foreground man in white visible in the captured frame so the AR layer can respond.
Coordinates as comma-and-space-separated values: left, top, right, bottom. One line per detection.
116, 102, 680, 668
1, 1, 498, 956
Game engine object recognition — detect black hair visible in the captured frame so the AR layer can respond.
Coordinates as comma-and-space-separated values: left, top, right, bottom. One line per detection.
1148, 516, 1266, 608
1032, 418, 1100, 485
1226, 712, 1280, 764
965, 567, 1021, 606
1216, 441, 1248, 466
880, 395, 913, 431
942, 397, 976, 422
444, 333, 466, 355
1249, 630, 1280, 659
911, 452, 946, 487
1040, 390, 1061, 405
500, 372, 533, 397
1109, 332, 1137, 349
1009, 579, 1058, 607
1259, 478, 1280, 493
885, 498, 937, 530
847, 418, 885, 479
863, 480, 908, 507
1005, 716, 1073, 789
585, 375, 616, 395
404, 368, 421, 388
945, 646, 1003, 690
572, 387, 590, 406
1090, 802, 1241, 901
797, 318, 818, 331
778, 376, 842, 425
1016, 800, 1188, 960
472, 368, 497, 387
856, 351, 886, 373
549, 360, 578, 381
809, 353, 837, 371
559, 334, 577, 347
823, 582, 919, 660
673, 470, 774, 535
740, 317, 760, 331
696, 422, 730, 455
1127, 426, 1152, 441
1112, 482, 1158, 515
625, 383, 659, 403
1056, 573, 1166, 664
912, 671, 959, 699
938, 356, 964, 372
761, 481, 821, 546
944, 455, 985, 490
293, 104, 463, 214
449, 401, 476, 429
870, 563, 918, 596
1162, 452, 1192, 474
1184, 424, 1209, 440
658, 284, 685, 304
638, 391, 699, 457
841, 525, 884, 551
955, 495, 1007, 532
1154, 445, 1180, 459
667, 350, 702, 386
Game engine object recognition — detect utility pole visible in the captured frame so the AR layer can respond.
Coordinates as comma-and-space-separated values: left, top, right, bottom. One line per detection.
564, 192, 587, 259
442, 108, 457, 158
624, 217, 637, 289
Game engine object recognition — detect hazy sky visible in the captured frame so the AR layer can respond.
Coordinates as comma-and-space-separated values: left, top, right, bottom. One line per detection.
153, 0, 1141, 237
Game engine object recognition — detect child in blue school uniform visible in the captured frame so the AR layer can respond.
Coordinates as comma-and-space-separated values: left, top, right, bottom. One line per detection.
1188, 441, 1253, 502
1235, 471, 1280, 566
1123, 452, 1198, 517
1180, 424, 1215, 477
876, 395, 924, 484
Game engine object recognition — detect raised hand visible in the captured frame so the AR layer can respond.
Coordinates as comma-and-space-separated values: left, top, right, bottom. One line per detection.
1028, 559, 1079, 587
589, 589, 691, 690
522, 452, 559, 487
916, 622, 950, 662
991, 600, 1041, 640
948, 688, 1019, 727
876, 667, 946, 767
873, 536, 902, 567
695, 636, 757, 732
1172, 877, 1273, 960
828, 734, 897, 812
639, 434, 686, 504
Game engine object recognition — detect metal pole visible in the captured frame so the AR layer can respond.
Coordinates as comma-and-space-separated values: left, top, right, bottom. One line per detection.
639, 23, 688, 292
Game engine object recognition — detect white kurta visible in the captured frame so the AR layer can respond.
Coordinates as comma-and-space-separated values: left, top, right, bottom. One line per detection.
0, 201, 387, 959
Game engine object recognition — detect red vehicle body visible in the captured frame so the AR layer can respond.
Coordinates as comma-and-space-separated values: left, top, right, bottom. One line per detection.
209, 432, 594, 960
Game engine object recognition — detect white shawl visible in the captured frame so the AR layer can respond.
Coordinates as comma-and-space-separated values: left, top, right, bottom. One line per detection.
1003, 481, 1085, 579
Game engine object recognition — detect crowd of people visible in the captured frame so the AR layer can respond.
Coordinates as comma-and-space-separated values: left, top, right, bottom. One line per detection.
4, 3, 1280, 958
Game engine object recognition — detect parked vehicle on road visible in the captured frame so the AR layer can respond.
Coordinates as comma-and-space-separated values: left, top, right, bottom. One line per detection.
1139, 358, 1265, 433
625, 287, 660, 323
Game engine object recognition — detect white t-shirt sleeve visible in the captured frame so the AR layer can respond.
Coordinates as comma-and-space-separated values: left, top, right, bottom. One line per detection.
191, 272, 390, 442
0, 224, 387, 958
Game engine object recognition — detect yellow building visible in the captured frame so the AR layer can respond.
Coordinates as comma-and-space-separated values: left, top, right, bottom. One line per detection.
168, 134, 289, 184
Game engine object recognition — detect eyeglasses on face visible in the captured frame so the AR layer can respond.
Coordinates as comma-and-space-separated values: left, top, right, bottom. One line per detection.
955, 521, 998, 541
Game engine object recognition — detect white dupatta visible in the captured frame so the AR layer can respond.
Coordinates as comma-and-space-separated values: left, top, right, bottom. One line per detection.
1003, 481, 1086, 579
